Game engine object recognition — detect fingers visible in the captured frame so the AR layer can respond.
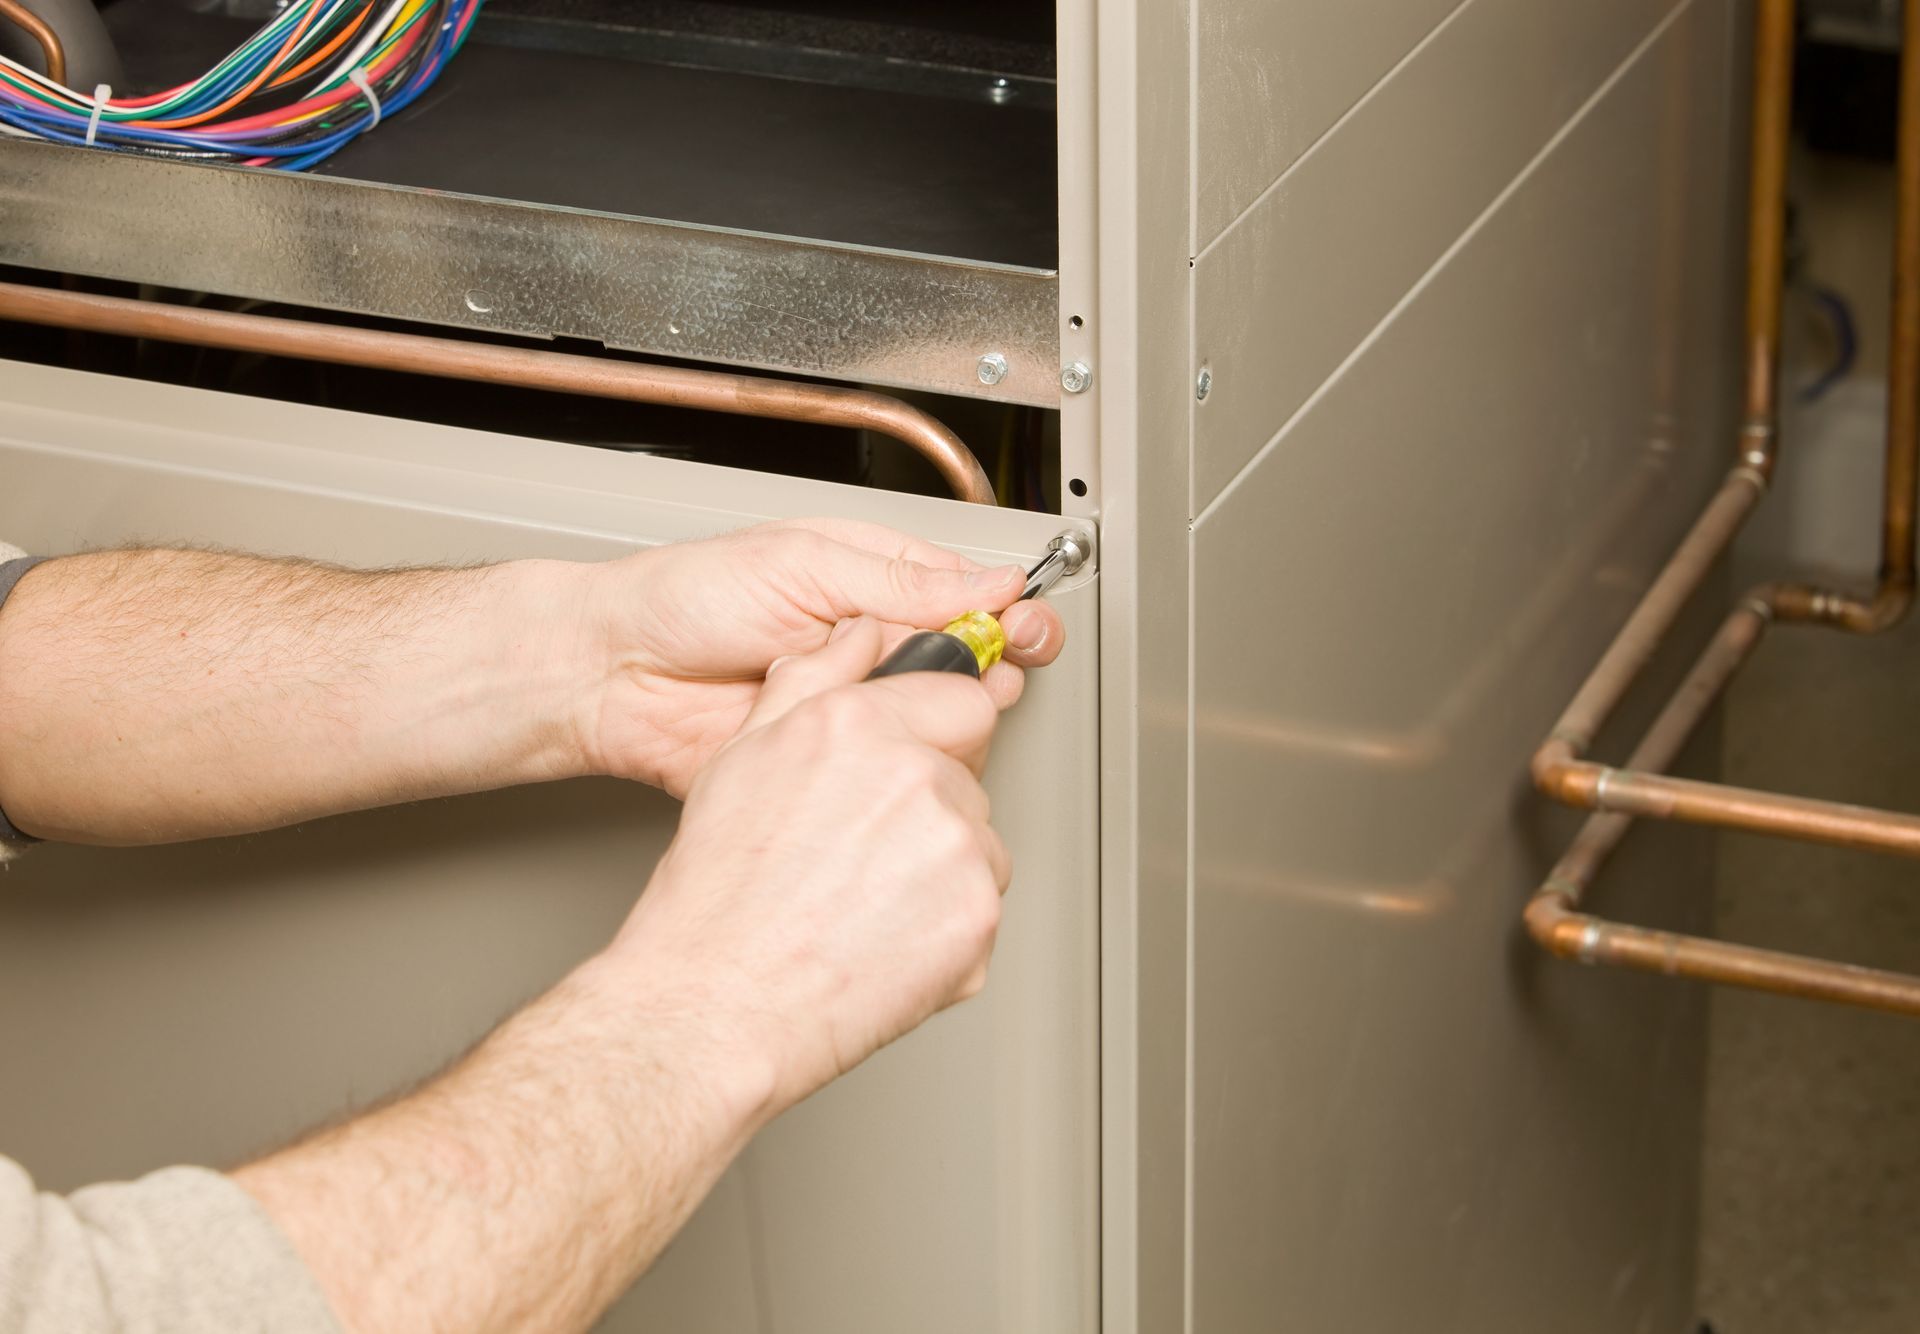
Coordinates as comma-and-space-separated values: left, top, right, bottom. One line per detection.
860, 671, 1001, 774
767, 517, 978, 574
796, 535, 1024, 630
996, 600, 1066, 667
979, 820, 1012, 895
978, 659, 1027, 712
738, 617, 887, 734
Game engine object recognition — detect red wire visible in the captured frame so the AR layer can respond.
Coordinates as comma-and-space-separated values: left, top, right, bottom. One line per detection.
200, 24, 420, 135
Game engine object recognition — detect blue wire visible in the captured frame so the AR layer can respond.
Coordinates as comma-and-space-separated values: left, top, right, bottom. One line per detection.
0, 0, 475, 168
1799, 286, 1859, 405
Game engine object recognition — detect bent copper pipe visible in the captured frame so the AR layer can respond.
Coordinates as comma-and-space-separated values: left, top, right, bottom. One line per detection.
0, 281, 998, 506
1525, 0, 1920, 1016
0, 0, 66, 85
1530, 589, 1920, 1016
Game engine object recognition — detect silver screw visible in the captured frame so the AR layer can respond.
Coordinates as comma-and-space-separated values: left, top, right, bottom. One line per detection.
1060, 361, 1093, 394
977, 352, 1009, 386
1196, 367, 1213, 401
464, 289, 494, 315
987, 78, 1014, 104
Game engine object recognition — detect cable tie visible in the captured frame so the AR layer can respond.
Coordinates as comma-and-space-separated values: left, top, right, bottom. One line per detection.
85, 85, 110, 147
347, 67, 380, 128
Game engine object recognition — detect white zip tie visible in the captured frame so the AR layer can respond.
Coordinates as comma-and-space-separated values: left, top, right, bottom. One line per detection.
84, 84, 110, 146
347, 67, 380, 128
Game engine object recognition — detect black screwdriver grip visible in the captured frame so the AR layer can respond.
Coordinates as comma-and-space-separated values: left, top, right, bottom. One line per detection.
864, 631, 983, 680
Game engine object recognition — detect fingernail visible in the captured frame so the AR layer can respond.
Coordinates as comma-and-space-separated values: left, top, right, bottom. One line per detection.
967, 564, 1021, 591
828, 618, 857, 644
1003, 606, 1047, 653
766, 654, 797, 675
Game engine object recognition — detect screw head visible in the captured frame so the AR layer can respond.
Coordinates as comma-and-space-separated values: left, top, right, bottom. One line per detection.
987, 77, 1014, 104
464, 289, 495, 315
1196, 367, 1213, 401
976, 352, 1009, 386
1060, 361, 1093, 394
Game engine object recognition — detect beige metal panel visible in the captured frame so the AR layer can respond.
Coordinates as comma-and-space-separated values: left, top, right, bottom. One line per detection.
1188, 0, 1736, 1326
0, 364, 1099, 1334
1192, 0, 1679, 510
1195, 0, 1459, 244
1090, 0, 1198, 1328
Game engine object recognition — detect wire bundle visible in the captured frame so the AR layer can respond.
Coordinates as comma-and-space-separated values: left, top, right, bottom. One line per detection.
0, 0, 481, 170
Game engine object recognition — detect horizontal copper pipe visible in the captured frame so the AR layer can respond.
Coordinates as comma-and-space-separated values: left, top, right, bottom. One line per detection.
0, 281, 998, 506
1529, 899, 1920, 1016
1579, 767, 1920, 857
0, 0, 65, 86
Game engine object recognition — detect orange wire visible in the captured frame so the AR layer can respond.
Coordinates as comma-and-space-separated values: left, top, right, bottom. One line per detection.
269, 4, 373, 89
143, 0, 327, 128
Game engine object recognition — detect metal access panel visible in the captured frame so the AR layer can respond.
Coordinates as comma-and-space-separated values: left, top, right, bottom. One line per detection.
0, 2, 1063, 407
0, 360, 1100, 1333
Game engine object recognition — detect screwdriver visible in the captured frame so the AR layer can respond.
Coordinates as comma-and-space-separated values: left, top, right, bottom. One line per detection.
866, 530, 1093, 680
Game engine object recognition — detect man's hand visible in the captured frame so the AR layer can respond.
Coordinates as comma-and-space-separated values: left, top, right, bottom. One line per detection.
576, 517, 1065, 796
237, 618, 1020, 1334
608, 615, 1010, 1108
0, 520, 1066, 843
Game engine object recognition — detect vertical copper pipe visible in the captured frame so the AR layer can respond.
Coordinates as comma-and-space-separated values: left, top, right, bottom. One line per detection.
1882, 0, 1920, 591
1739, 0, 1796, 474
1532, 0, 1795, 792
0, 0, 66, 85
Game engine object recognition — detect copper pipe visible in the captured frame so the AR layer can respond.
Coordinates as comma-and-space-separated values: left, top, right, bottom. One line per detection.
1540, 599, 1772, 897
1885, 0, 1920, 593
1528, 590, 1920, 1017
1738, 0, 1796, 469
1533, 467, 1764, 791
1529, 901, 1920, 1016
0, 0, 66, 86
1578, 766, 1920, 856
0, 282, 998, 506
1524, 0, 1920, 1016
1524, 594, 1920, 1018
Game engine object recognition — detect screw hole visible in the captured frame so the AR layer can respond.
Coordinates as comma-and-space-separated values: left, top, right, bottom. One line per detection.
1067, 315, 1084, 330
1068, 477, 1088, 498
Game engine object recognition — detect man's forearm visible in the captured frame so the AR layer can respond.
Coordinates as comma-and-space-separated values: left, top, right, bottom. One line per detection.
233, 950, 773, 1334
0, 550, 597, 844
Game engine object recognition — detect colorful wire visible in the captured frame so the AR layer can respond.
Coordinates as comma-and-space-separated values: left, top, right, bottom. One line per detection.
0, 0, 480, 170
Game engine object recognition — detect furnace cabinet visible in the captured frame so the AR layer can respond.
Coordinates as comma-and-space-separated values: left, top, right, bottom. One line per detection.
0, 0, 1741, 1329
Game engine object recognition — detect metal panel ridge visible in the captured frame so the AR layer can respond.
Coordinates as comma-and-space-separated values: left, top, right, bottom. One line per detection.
0, 141, 1061, 407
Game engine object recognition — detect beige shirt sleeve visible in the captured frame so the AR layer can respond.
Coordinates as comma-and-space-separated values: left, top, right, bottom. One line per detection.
0, 1156, 341, 1334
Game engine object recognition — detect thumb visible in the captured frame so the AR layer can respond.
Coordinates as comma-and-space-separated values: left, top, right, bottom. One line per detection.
737, 616, 886, 735
811, 544, 1026, 627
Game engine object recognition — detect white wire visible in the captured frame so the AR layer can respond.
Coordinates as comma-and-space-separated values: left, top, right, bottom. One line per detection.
0, 50, 83, 103
0, 0, 337, 110
318, 0, 412, 89
283, 0, 358, 65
